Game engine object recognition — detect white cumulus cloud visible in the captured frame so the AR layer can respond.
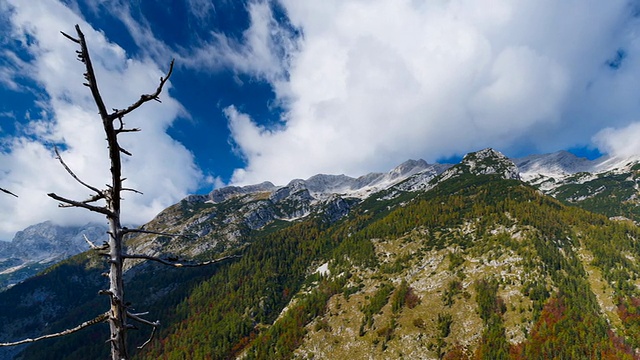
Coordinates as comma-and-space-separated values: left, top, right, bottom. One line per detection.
220, 0, 640, 185
0, 0, 201, 240
594, 122, 640, 158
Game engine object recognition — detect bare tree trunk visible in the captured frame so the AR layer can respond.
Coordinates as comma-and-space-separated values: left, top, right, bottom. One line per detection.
74, 25, 126, 359
55, 24, 175, 359
100, 43, 127, 359
108, 215, 127, 359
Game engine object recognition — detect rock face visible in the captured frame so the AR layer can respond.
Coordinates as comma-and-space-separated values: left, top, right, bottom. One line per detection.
438, 148, 520, 183
124, 158, 452, 261
0, 221, 107, 289
207, 182, 277, 203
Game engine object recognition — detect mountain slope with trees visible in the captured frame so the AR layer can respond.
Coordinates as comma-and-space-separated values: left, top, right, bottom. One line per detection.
2, 149, 640, 359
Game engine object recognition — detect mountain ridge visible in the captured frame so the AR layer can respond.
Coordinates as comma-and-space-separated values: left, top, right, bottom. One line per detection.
196, 148, 632, 207
2, 147, 640, 359
3, 147, 637, 291
3, 147, 636, 283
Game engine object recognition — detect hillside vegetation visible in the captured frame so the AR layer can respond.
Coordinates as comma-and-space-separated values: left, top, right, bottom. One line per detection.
132, 175, 640, 359
3, 150, 640, 359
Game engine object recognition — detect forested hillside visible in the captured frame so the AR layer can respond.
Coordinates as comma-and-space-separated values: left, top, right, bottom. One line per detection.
134, 173, 640, 359
2, 150, 640, 359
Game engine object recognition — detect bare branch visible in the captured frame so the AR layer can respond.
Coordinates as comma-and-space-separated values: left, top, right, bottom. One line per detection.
59, 31, 80, 44
115, 128, 141, 134
127, 311, 159, 328
109, 60, 174, 121
72, 25, 110, 122
127, 312, 159, 350
122, 188, 143, 195
47, 192, 113, 216
138, 326, 157, 350
98, 289, 113, 297
84, 234, 109, 251
119, 146, 132, 156
86, 193, 106, 203
122, 253, 241, 268
0, 188, 18, 197
129, 311, 149, 317
121, 227, 194, 238
54, 147, 103, 195
114, 116, 141, 134
83, 234, 99, 249
61, 193, 106, 207
0, 313, 108, 347
115, 116, 124, 130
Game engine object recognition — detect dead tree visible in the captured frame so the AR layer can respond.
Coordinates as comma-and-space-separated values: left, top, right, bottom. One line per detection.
0, 25, 238, 359
51, 24, 170, 360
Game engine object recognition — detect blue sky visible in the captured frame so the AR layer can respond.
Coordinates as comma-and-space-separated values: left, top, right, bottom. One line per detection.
1, 0, 640, 239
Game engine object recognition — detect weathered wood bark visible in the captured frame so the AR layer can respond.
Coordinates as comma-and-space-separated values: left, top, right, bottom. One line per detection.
107, 218, 127, 359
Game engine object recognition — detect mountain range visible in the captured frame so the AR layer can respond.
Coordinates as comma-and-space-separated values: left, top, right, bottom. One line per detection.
0, 221, 107, 290
1, 148, 640, 359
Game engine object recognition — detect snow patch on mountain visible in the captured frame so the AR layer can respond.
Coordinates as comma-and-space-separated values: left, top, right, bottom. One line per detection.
515, 151, 593, 181
296, 159, 436, 199
202, 159, 449, 206
516, 151, 640, 179
514, 151, 640, 193
592, 154, 640, 174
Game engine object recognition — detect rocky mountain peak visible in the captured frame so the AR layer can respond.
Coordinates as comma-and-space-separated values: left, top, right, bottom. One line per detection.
0, 221, 108, 289
389, 159, 429, 178
206, 181, 277, 203
5, 221, 104, 260
463, 148, 520, 179
303, 174, 354, 193
439, 148, 520, 182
